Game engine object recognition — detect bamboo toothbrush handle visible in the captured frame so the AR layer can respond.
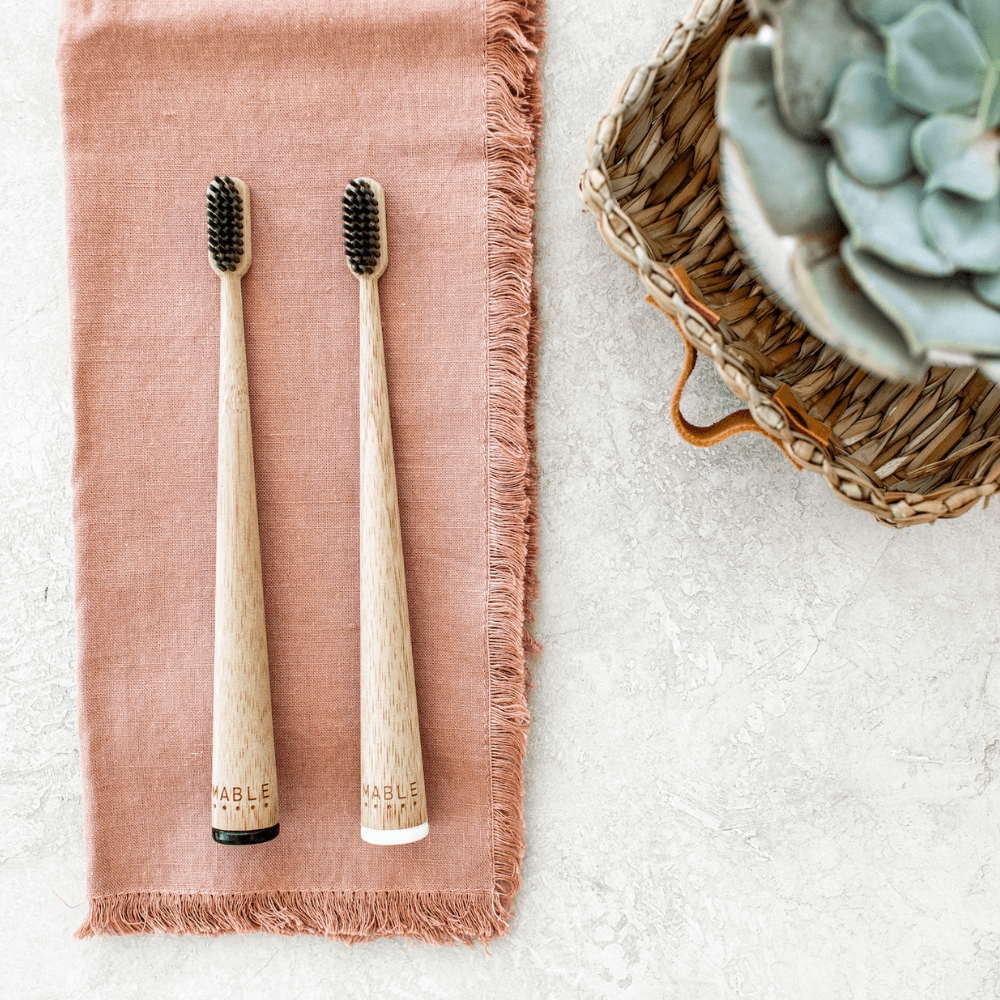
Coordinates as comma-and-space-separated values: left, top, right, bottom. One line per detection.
211, 271, 280, 844
358, 274, 429, 844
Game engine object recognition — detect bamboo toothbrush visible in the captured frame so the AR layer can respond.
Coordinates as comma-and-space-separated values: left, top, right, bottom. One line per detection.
207, 175, 280, 845
343, 177, 429, 845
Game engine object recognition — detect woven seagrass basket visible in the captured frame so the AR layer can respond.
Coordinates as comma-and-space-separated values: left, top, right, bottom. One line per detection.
579, 0, 1000, 528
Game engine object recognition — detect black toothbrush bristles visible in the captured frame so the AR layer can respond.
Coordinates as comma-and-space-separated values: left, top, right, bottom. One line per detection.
342, 179, 380, 275
206, 175, 244, 272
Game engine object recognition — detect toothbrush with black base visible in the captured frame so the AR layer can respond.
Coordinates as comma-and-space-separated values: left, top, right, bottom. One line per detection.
207, 175, 280, 845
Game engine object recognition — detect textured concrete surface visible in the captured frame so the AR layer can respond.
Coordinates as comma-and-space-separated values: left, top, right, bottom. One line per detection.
6, 0, 1000, 997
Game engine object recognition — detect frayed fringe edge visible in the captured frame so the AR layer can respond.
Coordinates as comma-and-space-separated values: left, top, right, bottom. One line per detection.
75, 0, 545, 944
484, 0, 544, 928
75, 890, 508, 943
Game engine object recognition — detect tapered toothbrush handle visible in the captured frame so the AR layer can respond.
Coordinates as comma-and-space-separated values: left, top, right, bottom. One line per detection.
358, 274, 429, 845
211, 271, 280, 844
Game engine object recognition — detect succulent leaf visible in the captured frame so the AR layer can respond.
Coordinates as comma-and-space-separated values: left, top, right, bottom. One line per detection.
979, 359, 1000, 381
922, 190, 1000, 271
766, 0, 883, 138
790, 246, 924, 379
977, 62, 1000, 128
822, 61, 920, 186
828, 163, 953, 275
746, 0, 789, 17
716, 39, 837, 236
958, 0, 1000, 59
912, 113, 1000, 199
849, 0, 952, 26
883, 1, 987, 115
973, 271, 1000, 308
719, 137, 805, 318
842, 240, 1000, 356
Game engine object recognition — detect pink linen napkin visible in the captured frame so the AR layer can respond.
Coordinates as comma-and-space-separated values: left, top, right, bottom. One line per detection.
57, 0, 541, 941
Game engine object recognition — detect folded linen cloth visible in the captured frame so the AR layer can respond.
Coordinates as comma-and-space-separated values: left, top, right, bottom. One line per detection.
57, 0, 541, 941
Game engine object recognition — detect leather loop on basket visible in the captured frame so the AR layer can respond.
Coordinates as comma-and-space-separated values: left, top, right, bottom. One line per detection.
772, 383, 832, 449
665, 266, 722, 326
670, 329, 777, 446
644, 290, 803, 470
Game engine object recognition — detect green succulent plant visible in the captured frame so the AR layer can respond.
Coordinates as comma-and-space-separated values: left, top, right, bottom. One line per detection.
717, 0, 1000, 382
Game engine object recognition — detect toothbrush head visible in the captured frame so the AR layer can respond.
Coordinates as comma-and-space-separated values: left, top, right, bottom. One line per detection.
342, 177, 387, 280
207, 175, 251, 278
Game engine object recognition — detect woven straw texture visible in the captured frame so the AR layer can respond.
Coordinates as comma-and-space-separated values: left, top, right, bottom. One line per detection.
579, 0, 1000, 528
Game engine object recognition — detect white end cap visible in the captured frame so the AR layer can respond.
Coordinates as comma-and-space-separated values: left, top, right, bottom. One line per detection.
360, 822, 429, 846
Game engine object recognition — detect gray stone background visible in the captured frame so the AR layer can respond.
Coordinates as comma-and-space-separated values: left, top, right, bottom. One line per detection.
5, 0, 1000, 997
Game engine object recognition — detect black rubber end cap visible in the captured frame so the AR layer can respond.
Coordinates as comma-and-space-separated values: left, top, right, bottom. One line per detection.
212, 823, 279, 846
